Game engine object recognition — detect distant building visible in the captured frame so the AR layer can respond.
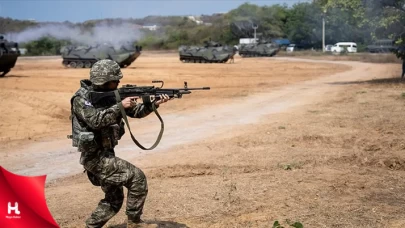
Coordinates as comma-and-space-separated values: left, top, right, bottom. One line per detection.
187, 16, 204, 25
142, 25, 159, 31
187, 16, 196, 21
133, 24, 143, 29
239, 38, 258, 44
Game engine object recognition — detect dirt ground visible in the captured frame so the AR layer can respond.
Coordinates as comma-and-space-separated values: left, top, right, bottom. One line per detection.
1, 53, 404, 228
278, 51, 402, 64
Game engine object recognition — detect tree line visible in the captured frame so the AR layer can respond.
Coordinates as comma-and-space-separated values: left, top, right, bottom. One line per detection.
1, 0, 404, 58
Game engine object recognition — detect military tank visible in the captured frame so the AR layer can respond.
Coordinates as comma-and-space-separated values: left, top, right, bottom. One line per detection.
179, 40, 236, 63
0, 35, 20, 77
60, 43, 142, 68
238, 39, 280, 57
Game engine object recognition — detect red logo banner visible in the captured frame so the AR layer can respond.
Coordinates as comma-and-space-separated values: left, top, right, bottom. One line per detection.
0, 166, 59, 228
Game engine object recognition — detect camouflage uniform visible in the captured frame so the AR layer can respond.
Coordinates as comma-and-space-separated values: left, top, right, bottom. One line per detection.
70, 60, 156, 228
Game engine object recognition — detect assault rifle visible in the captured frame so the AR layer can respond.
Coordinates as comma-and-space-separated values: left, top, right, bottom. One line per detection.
89, 80, 210, 105
88, 80, 210, 151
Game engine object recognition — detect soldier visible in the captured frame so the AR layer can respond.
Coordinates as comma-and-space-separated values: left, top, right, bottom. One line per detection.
229, 46, 238, 64
229, 54, 235, 64
70, 59, 171, 228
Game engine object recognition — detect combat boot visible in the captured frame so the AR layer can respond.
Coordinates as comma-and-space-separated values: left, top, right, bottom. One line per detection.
127, 217, 158, 228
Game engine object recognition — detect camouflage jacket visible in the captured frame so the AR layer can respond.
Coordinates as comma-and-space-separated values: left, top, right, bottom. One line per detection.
71, 79, 156, 164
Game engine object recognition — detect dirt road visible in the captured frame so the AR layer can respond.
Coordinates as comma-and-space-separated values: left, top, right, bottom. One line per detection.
1, 56, 352, 180
1, 54, 403, 227
0, 54, 347, 180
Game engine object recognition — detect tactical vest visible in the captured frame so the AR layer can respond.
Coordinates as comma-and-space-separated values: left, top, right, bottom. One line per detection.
68, 80, 125, 152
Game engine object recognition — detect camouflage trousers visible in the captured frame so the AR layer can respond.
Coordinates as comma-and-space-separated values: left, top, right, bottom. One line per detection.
83, 150, 148, 228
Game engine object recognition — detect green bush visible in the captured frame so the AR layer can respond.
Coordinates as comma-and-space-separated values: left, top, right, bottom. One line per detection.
23, 37, 71, 56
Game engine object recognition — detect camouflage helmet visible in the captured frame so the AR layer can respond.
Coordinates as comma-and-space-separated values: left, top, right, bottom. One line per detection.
90, 59, 123, 85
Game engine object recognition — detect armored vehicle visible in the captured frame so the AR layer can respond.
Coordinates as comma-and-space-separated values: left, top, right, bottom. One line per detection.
61, 43, 142, 68
367, 39, 397, 53
179, 40, 236, 63
238, 39, 280, 57
0, 35, 20, 77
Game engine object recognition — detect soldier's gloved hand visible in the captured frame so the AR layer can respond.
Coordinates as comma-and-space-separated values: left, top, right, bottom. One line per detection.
155, 94, 172, 105
121, 96, 138, 109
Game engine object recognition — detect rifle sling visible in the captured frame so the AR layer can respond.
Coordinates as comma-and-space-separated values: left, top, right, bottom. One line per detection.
114, 90, 164, 150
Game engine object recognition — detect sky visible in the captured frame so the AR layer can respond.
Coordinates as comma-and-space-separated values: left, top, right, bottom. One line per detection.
0, 0, 310, 23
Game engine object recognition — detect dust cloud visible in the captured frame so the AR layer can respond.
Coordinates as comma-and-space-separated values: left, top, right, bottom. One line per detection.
6, 21, 144, 48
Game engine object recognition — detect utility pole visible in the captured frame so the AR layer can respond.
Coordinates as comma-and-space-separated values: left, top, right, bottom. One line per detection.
322, 16, 325, 52
252, 24, 258, 43
322, 8, 327, 52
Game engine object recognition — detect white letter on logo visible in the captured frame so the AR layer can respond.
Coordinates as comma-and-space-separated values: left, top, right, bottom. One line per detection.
8, 202, 20, 215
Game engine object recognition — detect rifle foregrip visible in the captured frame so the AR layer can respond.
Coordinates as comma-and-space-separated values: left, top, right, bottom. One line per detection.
142, 95, 154, 106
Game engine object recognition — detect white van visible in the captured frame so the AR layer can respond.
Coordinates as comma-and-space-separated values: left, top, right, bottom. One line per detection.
331, 42, 357, 53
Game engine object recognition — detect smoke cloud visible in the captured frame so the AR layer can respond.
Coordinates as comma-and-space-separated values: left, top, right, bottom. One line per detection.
6, 21, 144, 48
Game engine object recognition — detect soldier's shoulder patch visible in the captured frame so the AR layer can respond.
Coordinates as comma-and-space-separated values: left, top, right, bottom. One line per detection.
84, 100, 93, 107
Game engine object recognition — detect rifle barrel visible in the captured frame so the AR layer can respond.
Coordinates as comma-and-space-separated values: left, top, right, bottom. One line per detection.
184, 87, 211, 90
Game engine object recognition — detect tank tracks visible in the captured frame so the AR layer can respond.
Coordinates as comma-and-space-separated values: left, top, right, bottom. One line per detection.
62, 59, 97, 68
0, 69, 10, 77
239, 51, 277, 57
179, 55, 230, 63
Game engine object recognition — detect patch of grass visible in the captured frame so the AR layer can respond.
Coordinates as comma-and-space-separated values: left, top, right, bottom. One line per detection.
356, 91, 367, 94
278, 162, 303, 170
257, 82, 270, 87
273, 220, 304, 228
278, 126, 286, 130
401, 92, 405, 98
